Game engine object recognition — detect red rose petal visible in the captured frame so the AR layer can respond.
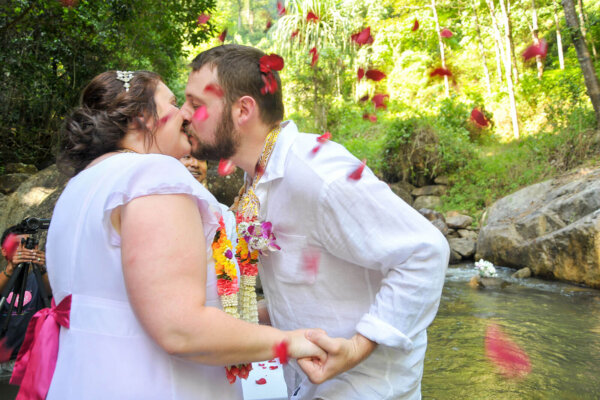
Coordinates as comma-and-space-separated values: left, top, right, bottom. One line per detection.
277, 1, 286, 16
309, 47, 318, 67
372, 93, 389, 110
197, 13, 211, 25
348, 159, 367, 181
269, 365, 279, 370
441, 28, 453, 38
306, 11, 319, 22
273, 340, 289, 364
265, 19, 273, 31
357, 68, 365, 81
485, 323, 531, 379
522, 39, 548, 61
470, 107, 489, 128
256, 378, 267, 385
412, 18, 419, 31
430, 67, 452, 77
218, 29, 228, 42
317, 131, 331, 144
351, 27, 373, 46
218, 159, 236, 176
359, 94, 369, 102
362, 113, 377, 122
365, 69, 386, 81
260, 54, 285, 72
291, 30, 299, 39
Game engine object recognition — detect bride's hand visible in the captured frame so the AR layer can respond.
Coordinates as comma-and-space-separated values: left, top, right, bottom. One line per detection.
285, 329, 327, 362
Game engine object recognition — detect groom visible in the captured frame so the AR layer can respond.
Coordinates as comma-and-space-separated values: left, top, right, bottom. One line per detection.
181, 44, 449, 399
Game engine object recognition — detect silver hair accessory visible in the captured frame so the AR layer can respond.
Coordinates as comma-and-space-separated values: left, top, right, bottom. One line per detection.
116, 71, 134, 92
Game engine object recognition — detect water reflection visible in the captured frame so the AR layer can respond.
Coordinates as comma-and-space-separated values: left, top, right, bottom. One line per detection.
423, 264, 600, 400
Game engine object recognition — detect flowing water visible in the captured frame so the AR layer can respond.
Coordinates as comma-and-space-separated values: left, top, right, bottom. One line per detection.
423, 263, 600, 400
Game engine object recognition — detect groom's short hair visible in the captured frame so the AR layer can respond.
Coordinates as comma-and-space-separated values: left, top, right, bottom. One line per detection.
190, 45, 284, 126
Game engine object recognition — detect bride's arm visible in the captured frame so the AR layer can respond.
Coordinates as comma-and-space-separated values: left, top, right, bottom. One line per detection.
120, 193, 324, 366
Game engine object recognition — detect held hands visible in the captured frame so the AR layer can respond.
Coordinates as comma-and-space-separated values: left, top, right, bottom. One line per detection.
296, 331, 377, 384
286, 329, 328, 362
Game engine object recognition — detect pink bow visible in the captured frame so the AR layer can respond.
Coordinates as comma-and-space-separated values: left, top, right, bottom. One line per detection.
10, 295, 71, 400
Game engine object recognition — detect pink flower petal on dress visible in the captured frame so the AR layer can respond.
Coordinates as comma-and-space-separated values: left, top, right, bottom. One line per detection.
218, 159, 236, 176
348, 159, 367, 180
485, 323, 531, 379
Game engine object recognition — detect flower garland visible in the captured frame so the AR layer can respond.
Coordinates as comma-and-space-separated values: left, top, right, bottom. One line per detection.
212, 216, 252, 383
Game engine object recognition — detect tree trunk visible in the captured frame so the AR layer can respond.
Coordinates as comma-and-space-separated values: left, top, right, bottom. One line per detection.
499, 0, 519, 83
236, 0, 243, 30
431, 0, 449, 97
487, 0, 506, 83
531, 0, 545, 78
562, 0, 600, 128
577, 0, 598, 60
554, 0, 565, 69
472, 0, 492, 94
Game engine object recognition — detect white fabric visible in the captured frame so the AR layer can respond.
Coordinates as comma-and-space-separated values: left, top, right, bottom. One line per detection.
45, 153, 243, 400
254, 121, 450, 400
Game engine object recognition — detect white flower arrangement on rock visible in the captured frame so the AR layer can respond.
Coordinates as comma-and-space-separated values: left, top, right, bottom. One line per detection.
475, 259, 498, 278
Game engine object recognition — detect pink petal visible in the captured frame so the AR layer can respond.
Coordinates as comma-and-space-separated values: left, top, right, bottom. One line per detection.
357, 68, 365, 81
265, 19, 273, 31
362, 113, 377, 122
256, 378, 267, 385
365, 69, 386, 81
470, 107, 489, 128
2, 233, 20, 261
291, 30, 299, 39
485, 323, 531, 379
273, 340, 289, 364
205, 83, 224, 98
192, 106, 208, 122
412, 18, 419, 31
309, 47, 318, 67
441, 28, 453, 38
218, 29, 228, 42
522, 39, 548, 61
218, 159, 236, 176
197, 13, 211, 25
306, 11, 319, 22
351, 27, 373, 45
277, 1, 286, 16
348, 159, 367, 180
317, 131, 331, 143
372, 93, 389, 109
269, 365, 278, 370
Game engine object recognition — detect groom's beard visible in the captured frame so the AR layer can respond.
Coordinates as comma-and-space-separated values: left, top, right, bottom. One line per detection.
189, 104, 240, 161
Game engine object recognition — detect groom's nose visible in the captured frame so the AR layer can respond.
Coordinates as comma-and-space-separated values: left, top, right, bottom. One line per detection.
180, 101, 193, 121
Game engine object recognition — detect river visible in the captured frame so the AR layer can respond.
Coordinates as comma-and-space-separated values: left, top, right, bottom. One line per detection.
423, 263, 600, 399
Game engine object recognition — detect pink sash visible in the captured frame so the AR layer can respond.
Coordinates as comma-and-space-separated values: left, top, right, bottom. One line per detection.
10, 295, 71, 400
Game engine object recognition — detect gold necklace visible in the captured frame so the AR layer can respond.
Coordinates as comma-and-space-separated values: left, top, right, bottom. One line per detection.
234, 126, 281, 220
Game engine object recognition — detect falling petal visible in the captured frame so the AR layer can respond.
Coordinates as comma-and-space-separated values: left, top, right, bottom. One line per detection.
218, 159, 236, 176
273, 340, 289, 364
365, 69, 386, 81
256, 378, 267, 385
197, 13, 211, 25
522, 39, 548, 61
2, 233, 20, 261
430, 67, 452, 77
302, 248, 321, 279
351, 27, 373, 46
269, 365, 279, 370
362, 113, 377, 122
205, 83, 224, 98
485, 323, 531, 379
260, 54, 285, 72
357, 68, 365, 81
359, 94, 369, 102
291, 30, 299, 39
306, 11, 319, 23
265, 19, 273, 31
348, 159, 367, 180
192, 106, 209, 122
317, 131, 331, 144
277, 1, 286, 16
470, 107, 489, 128
441, 28, 453, 38
412, 18, 419, 31
261, 73, 278, 95
372, 94, 389, 110
309, 47, 318, 67
218, 29, 228, 43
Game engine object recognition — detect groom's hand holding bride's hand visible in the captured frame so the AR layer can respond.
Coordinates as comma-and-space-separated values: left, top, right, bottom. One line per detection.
297, 330, 377, 384
286, 329, 328, 362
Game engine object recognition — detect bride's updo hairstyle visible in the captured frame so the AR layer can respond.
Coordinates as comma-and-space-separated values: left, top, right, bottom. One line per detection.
58, 70, 163, 176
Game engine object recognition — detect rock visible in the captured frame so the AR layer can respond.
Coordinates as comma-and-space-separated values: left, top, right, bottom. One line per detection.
5, 163, 38, 174
0, 173, 31, 194
477, 167, 600, 288
512, 267, 532, 279
457, 229, 478, 240
411, 185, 447, 197
205, 163, 245, 207
448, 237, 476, 258
418, 208, 444, 222
446, 229, 460, 238
413, 195, 441, 210
435, 176, 449, 185
446, 214, 473, 229
450, 249, 462, 264
469, 275, 510, 289
431, 218, 449, 236
389, 182, 414, 206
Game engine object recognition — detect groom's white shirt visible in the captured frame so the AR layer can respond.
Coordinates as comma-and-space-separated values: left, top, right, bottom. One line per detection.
253, 121, 449, 400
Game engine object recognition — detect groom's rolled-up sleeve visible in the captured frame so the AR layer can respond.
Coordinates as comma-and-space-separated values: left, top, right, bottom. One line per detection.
316, 169, 449, 351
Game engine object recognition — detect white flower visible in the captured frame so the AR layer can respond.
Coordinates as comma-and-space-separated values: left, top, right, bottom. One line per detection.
237, 222, 250, 236
474, 259, 498, 278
